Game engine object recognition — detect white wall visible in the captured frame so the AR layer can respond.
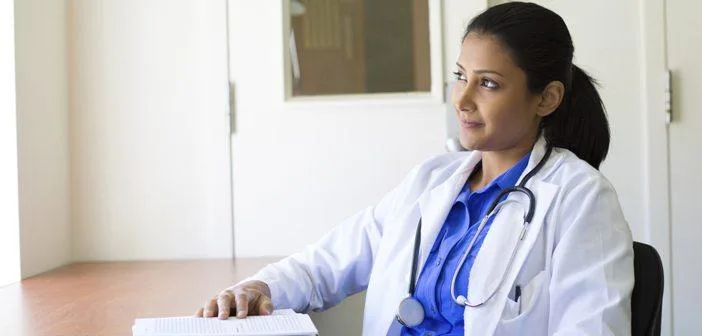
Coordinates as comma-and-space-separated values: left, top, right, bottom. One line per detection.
14, 0, 72, 278
531, 0, 646, 241
68, 0, 233, 260
0, 0, 21, 287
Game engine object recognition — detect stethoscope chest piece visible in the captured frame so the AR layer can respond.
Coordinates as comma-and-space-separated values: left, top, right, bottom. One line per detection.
396, 296, 425, 327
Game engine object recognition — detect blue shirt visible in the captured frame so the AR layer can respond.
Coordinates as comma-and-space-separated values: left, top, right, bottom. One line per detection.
401, 153, 531, 336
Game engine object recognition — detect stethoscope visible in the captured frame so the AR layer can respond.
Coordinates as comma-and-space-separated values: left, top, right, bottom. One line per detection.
395, 146, 553, 328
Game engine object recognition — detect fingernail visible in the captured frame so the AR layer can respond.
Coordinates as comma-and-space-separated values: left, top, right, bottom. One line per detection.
237, 311, 246, 318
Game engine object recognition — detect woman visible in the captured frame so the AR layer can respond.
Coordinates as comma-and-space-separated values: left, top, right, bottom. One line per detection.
196, 2, 634, 335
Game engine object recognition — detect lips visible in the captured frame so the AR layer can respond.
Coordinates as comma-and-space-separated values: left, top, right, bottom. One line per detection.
460, 119, 485, 128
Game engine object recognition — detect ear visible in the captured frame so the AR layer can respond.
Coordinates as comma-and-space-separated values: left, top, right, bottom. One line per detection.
536, 81, 565, 117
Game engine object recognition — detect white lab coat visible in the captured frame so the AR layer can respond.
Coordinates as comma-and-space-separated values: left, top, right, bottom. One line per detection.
246, 136, 634, 335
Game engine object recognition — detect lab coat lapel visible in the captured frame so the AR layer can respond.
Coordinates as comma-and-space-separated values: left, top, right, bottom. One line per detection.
415, 152, 481, 275
464, 137, 559, 335
464, 181, 558, 332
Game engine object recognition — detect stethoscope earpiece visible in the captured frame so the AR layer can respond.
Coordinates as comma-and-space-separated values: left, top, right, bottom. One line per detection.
456, 295, 467, 305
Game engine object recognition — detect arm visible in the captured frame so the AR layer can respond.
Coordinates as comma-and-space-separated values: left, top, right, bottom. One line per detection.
243, 171, 415, 313
548, 175, 634, 335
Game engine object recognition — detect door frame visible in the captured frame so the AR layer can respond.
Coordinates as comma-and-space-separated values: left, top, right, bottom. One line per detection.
639, 0, 672, 334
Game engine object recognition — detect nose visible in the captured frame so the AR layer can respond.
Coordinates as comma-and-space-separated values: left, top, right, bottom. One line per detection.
453, 81, 477, 113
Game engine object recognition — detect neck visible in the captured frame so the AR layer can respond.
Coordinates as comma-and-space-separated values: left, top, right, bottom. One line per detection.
470, 140, 535, 191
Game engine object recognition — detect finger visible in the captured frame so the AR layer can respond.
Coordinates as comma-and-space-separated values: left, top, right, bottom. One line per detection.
217, 290, 234, 320
204, 298, 218, 318
235, 292, 249, 319
194, 307, 204, 317
257, 296, 274, 315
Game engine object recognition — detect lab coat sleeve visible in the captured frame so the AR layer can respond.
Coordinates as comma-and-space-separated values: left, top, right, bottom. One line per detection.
548, 175, 634, 336
240, 167, 418, 313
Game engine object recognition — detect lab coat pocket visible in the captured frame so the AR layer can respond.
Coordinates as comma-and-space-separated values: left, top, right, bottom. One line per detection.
495, 270, 548, 335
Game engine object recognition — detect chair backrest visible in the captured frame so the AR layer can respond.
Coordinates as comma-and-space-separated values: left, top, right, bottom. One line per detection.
631, 241, 664, 336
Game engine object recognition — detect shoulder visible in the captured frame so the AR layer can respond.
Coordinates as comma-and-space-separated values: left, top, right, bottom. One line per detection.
544, 147, 616, 194
543, 147, 628, 234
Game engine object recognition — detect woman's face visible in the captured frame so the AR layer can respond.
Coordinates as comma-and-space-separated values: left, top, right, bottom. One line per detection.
452, 33, 542, 152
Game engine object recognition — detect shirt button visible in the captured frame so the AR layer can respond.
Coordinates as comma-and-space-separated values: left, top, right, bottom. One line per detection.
435, 257, 442, 266
423, 332, 434, 336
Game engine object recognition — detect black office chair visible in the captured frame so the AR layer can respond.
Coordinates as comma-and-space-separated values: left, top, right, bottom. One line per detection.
631, 242, 664, 336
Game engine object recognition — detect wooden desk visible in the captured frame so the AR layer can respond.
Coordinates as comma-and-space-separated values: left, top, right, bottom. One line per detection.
0, 259, 277, 336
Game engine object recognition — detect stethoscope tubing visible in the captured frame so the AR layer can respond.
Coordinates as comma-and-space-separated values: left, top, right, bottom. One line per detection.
404, 146, 553, 309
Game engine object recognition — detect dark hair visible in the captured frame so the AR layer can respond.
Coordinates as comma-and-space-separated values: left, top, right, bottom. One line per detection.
465, 2, 610, 169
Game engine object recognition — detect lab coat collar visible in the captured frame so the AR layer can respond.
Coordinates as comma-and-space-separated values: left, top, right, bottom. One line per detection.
415, 136, 552, 273
517, 135, 553, 187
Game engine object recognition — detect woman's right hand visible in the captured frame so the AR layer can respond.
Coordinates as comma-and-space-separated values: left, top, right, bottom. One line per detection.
195, 280, 274, 320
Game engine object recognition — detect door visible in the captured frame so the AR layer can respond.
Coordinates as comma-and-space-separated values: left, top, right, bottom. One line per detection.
67, 0, 233, 260
667, 0, 702, 334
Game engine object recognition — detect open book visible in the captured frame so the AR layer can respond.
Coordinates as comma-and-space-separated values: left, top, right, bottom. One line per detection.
132, 309, 318, 336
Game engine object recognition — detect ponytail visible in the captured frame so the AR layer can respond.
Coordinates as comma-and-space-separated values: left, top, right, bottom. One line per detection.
542, 65, 610, 169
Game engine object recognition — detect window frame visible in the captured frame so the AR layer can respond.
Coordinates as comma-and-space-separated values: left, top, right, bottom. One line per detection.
281, 0, 446, 105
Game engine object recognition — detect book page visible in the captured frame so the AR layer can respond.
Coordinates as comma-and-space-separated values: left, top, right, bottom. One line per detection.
133, 310, 317, 336
232, 314, 317, 335
133, 317, 232, 335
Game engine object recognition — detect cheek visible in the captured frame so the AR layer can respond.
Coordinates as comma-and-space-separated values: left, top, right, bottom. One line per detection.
481, 97, 538, 145
484, 98, 530, 128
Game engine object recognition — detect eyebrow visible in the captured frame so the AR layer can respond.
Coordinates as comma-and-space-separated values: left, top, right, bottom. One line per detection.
456, 63, 505, 77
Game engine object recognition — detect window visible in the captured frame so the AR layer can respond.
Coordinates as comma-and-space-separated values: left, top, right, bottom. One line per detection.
289, 0, 431, 96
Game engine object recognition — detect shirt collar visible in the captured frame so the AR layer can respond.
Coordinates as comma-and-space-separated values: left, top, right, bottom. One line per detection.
494, 152, 531, 189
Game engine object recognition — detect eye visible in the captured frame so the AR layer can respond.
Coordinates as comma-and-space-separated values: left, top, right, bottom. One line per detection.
480, 78, 500, 90
452, 71, 467, 82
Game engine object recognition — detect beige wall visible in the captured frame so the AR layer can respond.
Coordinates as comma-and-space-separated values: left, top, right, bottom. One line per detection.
14, 0, 72, 278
